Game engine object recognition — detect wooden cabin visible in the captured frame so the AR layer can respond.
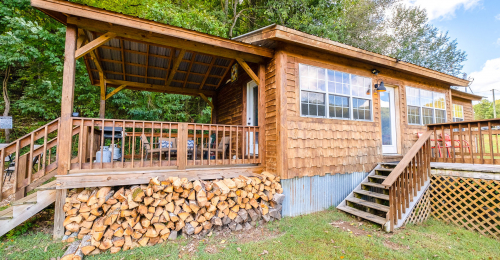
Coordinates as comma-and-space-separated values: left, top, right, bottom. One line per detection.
0, 0, 490, 238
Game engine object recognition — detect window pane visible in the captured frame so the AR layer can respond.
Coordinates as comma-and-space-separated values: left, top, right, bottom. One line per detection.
434, 93, 446, 109
422, 107, 433, 125
353, 98, 371, 120
408, 106, 420, 124
421, 90, 433, 108
406, 87, 420, 106
328, 95, 349, 119
435, 109, 446, 123
301, 91, 325, 117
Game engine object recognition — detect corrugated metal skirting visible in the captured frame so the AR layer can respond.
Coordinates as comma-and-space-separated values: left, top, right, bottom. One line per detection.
281, 172, 368, 217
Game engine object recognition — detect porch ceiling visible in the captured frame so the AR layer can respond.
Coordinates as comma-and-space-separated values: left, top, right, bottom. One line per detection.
84, 31, 234, 94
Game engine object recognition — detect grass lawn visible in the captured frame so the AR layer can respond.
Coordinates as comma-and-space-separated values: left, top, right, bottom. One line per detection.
1, 207, 498, 259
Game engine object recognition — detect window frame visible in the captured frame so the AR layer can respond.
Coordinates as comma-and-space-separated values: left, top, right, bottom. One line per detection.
453, 104, 464, 122
299, 63, 373, 122
406, 86, 447, 126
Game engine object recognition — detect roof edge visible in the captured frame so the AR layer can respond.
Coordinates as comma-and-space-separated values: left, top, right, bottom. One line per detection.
235, 25, 470, 87
451, 89, 483, 101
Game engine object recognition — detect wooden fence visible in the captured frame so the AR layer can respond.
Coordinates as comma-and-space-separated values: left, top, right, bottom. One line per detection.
69, 118, 260, 172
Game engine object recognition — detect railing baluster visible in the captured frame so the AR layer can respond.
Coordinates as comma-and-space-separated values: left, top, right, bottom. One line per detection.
458, 124, 464, 163
150, 122, 154, 167
236, 126, 239, 163
478, 122, 484, 164
193, 124, 197, 166
229, 126, 232, 165
111, 120, 116, 168
468, 123, 473, 164
215, 125, 218, 166
90, 119, 95, 169
78, 119, 84, 169
13, 140, 20, 195
131, 121, 136, 168
27, 132, 35, 184
141, 122, 145, 168
0, 149, 5, 201
160, 122, 163, 167
100, 119, 105, 169
121, 120, 125, 168
208, 125, 211, 166
488, 122, 494, 164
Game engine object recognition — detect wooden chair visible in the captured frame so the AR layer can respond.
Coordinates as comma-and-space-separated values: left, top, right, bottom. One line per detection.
158, 137, 177, 159
199, 136, 230, 160
141, 134, 167, 160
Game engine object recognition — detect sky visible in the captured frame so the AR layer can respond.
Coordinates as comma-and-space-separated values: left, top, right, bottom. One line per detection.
402, 0, 500, 101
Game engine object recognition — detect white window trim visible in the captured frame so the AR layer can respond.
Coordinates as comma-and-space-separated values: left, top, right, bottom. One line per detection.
406, 86, 447, 125
299, 63, 373, 122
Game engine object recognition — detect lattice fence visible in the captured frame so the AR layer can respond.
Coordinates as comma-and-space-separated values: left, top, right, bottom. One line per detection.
430, 175, 500, 239
404, 189, 432, 225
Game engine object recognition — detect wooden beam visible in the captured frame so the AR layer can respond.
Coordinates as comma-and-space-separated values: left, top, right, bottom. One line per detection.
55, 24, 77, 240
65, 16, 269, 64
105, 84, 127, 100
89, 49, 104, 75
76, 29, 87, 49
199, 93, 214, 123
199, 55, 217, 90
166, 49, 186, 87
236, 58, 259, 85
99, 72, 106, 118
105, 79, 215, 97
216, 60, 235, 89
75, 32, 116, 59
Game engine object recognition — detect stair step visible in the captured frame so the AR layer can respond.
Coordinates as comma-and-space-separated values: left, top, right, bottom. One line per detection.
376, 168, 393, 173
0, 207, 14, 220
361, 182, 387, 189
337, 205, 387, 225
354, 189, 390, 200
36, 181, 58, 191
11, 192, 37, 206
345, 197, 390, 212
369, 175, 388, 180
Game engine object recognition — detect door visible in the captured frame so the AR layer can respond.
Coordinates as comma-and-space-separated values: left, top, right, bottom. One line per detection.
381, 86, 398, 154
246, 81, 258, 155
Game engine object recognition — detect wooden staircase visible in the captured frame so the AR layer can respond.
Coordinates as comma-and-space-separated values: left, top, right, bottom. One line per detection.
0, 181, 57, 237
338, 131, 433, 231
0, 119, 63, 237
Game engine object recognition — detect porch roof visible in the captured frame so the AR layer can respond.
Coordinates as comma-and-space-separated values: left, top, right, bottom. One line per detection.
31, 0, 273, 97
450, 89, 483, 101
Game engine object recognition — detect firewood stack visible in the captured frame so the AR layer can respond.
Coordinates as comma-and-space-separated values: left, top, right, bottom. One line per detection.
60, 172, 284, 258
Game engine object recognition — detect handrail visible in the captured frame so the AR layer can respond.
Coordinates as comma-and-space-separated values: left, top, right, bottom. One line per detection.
382, 130, 432, 187
0, 118, 61, 201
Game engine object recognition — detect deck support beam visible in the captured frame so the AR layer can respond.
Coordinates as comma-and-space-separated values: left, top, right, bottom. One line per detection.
166, 49, 186, 87
54, 24, 77, 240
75, 32, 116, 59
236, 58, 259, 85
199, 93, 214, 123
105, 84, 127, 100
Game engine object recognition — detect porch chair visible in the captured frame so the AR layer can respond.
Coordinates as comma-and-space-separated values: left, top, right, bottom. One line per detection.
198, 136, 230, 160
141, 134, 168, 160
417, 132, 470, 158
158, 137, 177, 160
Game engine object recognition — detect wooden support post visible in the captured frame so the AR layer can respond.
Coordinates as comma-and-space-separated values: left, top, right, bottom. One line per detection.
212, 95, 218, 124
54, 24, 77, 240
275, 49, 288, 178
258, 64, 266, 167
199, 93, 214, 123
14, 154, 29, 200
177, 123, 188, 170
99, 73, 106, 118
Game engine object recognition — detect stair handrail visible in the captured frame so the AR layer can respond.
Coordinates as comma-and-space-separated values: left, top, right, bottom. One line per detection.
382, 130, 432, 231
0, 118, 60, 201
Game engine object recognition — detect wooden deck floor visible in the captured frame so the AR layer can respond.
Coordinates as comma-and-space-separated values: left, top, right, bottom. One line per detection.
56, 165, 263, 189
430, 162, 500, 173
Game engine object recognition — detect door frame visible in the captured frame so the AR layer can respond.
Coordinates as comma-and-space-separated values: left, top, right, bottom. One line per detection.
246, 81, 258, 155
381, 85, 399, 154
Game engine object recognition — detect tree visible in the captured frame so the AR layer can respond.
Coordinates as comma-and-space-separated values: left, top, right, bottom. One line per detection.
385, 4, 467, 76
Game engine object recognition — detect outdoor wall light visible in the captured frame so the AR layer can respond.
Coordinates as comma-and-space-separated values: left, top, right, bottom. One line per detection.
371, 69, 380, 75
374, 80, 386, 92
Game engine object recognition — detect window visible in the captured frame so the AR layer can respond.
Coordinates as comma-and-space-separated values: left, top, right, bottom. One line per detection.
300, 64, 372, 121
453, 104, 464, 122
406, 86, 446, 125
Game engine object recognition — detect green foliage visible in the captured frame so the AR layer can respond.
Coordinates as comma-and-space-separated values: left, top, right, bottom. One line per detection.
473, 99, 499, 120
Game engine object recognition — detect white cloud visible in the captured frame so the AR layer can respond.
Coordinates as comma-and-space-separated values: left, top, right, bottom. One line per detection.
469, 58, 500, 101
496, 14, 500, 20
403, 0, 482, 21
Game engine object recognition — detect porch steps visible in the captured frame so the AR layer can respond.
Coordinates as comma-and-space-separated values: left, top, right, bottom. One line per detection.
338, 162, 429, 231
0, 181, 57, 237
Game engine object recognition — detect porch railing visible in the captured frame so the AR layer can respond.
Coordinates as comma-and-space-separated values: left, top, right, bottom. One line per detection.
0, 118, 61, 201
382, 130, 432, 232
69, 118, 260, 172
427, 119, 500, 164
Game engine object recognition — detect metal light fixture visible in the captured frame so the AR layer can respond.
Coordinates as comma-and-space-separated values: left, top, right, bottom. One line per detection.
371, 69, 380, 75
374, 80, 386, 92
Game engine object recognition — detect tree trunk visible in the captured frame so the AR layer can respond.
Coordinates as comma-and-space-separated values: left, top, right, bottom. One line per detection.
2, 66, 11, 143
